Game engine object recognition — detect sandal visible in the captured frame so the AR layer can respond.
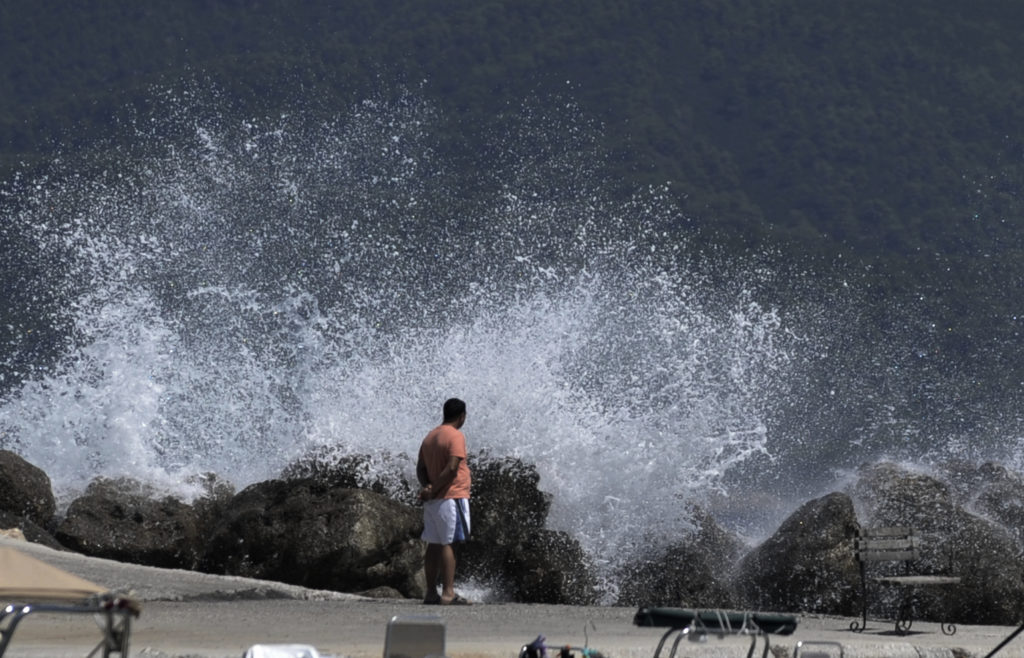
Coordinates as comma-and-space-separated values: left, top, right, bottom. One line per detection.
440, 594, 471, 605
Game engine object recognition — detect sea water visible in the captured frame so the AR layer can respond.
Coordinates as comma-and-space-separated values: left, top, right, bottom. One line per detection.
1, 88, 1020, 594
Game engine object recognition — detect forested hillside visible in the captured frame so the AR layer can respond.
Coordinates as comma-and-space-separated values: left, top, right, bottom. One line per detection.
2, 0, 1022, 382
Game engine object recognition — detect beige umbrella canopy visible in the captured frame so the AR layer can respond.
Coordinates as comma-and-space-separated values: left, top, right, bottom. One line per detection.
0, 546, 108, 603
0, 546, 140, 658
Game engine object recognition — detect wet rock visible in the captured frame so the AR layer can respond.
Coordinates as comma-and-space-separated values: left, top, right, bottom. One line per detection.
456, 456, 596, 603
852, 462, 958, 534
954, 462, 1024, 540
0, 509, 65, 550
467, 455, 550, 541
735, 492, 860, 615
281, 449, 416, 503
617, 508, 743, 608
504, 529, 598, 604
202, 479, 425, 598
187, 472, 236, 541
55, 477, 203, 568
938, 460, 1017, 504
0, 450, 56, 525
946, 513, 1024, 625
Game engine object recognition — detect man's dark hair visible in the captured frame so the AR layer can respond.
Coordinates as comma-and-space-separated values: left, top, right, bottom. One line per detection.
443, 398, 466, 422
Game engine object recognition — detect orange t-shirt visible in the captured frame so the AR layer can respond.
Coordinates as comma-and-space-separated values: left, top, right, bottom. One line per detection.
419, 424, 471, 499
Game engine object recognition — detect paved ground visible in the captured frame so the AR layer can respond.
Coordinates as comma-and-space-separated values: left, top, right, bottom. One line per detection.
3, 537, 1023, 658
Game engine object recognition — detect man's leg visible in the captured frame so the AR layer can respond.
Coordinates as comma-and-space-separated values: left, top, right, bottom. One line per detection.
439, 543, 457, 602
424, 543, 442, 600
440, 544, 456, 601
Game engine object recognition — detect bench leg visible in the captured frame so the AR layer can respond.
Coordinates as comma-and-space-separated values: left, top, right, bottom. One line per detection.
893, 587, 956, 635
894, 593, 914, 634
850, 563, 868, 632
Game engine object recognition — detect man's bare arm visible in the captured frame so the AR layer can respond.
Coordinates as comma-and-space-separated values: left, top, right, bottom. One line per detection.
427, 455, 462, 499
416, 451, 431, 488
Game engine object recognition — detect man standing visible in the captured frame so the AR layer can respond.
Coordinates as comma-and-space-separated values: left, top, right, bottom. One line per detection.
416, 397, 472, 605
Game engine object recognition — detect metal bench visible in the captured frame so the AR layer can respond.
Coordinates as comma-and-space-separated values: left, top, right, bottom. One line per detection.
850, 526, 960, 635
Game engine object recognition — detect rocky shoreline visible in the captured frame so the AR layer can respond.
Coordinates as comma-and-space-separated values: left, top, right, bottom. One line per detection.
2, 449, 1023, 625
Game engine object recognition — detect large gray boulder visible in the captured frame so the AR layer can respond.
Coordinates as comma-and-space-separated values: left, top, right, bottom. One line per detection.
0, 450, 56, 525
55, 478, 203, 569
951, 461, 1024, 531
850, 462, 1024, 625
458, 456, 597, 603
503, 529, 598, 604
946, 513, 1024, 625
465, 455, 551, 543
735, 492, 860, 615
202, 479, 425, 598
852, 462, 958, 535
617, 508, 742, 609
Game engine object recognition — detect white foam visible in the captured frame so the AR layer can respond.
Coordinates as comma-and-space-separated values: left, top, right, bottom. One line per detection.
4, 86, 1014, 595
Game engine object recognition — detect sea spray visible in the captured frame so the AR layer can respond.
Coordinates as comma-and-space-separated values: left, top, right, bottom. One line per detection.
4, 87, 1017, 594
0, 89, 795, 586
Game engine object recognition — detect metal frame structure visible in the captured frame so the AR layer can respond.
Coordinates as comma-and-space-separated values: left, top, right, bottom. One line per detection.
0, 595, 137, 658
634, 607, 798, 658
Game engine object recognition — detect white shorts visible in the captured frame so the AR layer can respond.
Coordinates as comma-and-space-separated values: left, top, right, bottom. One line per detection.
421, 498, 471, 545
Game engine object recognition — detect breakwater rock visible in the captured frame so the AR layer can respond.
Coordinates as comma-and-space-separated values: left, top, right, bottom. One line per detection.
735, 491, 861, 616
0, 450, 55, 524
2, 448, 1024, 621
55, 477, 205, 568
202, 478, 424, 597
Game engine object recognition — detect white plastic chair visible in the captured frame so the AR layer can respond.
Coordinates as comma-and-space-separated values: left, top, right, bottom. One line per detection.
243, 644, 321, 658
383, 615, 446, 658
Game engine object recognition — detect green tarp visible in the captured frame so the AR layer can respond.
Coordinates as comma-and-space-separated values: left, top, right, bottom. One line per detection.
633, 607, 798, 636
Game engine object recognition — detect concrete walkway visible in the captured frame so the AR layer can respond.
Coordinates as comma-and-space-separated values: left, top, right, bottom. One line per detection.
3, 537, 1022, 658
